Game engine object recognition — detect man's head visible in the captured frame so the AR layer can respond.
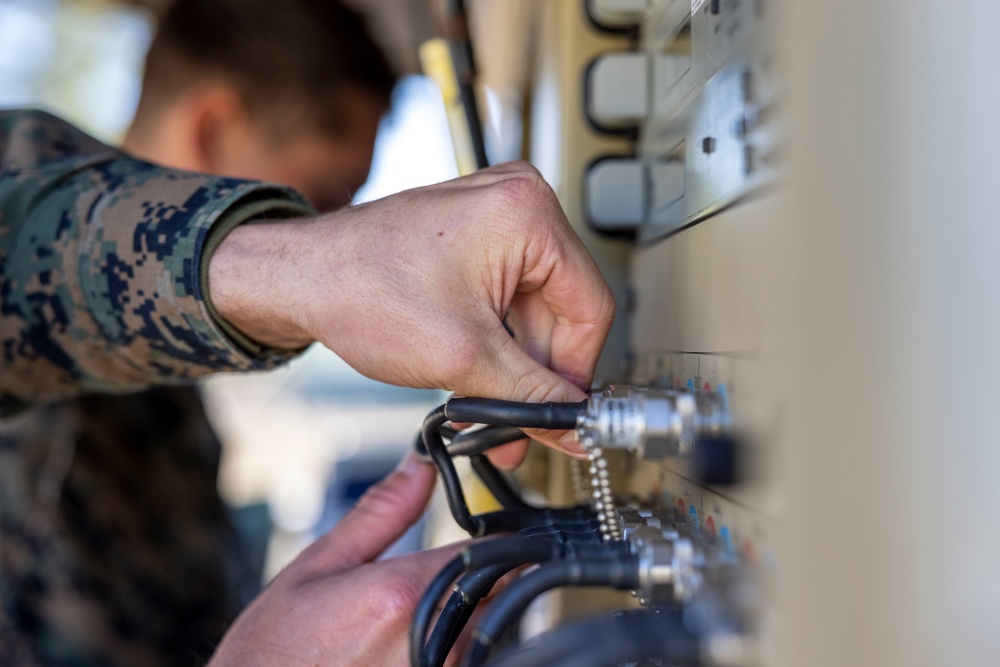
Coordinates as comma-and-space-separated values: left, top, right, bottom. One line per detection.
125, 0, 396, 211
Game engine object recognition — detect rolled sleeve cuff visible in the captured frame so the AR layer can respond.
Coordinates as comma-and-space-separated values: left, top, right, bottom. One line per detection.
76, 172, 317, 388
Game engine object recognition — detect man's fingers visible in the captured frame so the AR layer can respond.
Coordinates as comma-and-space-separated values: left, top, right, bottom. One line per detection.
517, 218, 616, 389
297, 454, 437, 574
540, 272, 616, 389
505, 289, 556, 368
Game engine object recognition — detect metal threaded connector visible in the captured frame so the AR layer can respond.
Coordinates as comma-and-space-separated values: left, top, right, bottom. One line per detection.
576, 387, 728, 460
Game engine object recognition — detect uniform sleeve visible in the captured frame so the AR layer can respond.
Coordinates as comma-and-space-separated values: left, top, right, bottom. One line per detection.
0, 110, 316, 415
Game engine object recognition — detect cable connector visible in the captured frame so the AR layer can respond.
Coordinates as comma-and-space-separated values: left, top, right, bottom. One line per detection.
577, 385, 729, 459
617, 508, 704, 605
633, 530, 701, 605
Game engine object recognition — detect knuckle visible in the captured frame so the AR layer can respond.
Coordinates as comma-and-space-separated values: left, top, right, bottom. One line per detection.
486, 159, 542, 179
370, 573, 422, 620
508, 160, 544, 179
492, 169, 557, 220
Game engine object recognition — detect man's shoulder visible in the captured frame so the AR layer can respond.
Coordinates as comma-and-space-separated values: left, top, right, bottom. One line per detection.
0, 108, 119, 169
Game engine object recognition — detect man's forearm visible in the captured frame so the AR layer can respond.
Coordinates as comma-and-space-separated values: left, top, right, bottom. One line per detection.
0, 110, 312, 412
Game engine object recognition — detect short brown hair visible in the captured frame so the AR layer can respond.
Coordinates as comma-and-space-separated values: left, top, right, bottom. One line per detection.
135, 0, 397, 136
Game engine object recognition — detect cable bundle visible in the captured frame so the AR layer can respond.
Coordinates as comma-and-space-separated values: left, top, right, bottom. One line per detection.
411, 397, 703, 667
415, 398, 590, 537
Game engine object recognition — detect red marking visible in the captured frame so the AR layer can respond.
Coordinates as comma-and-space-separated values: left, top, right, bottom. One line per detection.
703, 381, 711, 393
674, 378, 683, 388
705, 515, 717, 538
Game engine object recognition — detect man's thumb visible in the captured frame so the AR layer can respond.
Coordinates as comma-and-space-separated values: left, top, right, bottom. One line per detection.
297, 454, 437, 572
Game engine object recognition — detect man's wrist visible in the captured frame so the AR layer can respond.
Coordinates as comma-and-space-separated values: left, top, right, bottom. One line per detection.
208, 219, 316, 350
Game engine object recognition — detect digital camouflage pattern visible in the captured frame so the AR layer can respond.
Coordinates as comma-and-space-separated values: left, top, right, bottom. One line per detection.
0, 387, 252, 667
0, 109, 307, 415
0, 110, 309, 665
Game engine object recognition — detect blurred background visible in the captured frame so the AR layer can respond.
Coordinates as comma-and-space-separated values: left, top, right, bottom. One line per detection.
8, 2, 1000, 665
0, 0, 464, 579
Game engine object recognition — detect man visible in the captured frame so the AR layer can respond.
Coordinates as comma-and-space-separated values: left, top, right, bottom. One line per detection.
1, 1, 393, 664
0, 4, 614, 667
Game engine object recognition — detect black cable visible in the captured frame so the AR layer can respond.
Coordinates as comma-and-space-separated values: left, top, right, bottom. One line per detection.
422, 527, 627, 667
411, 536, 566, 667
422, 405, 482, 535
431, 426, 592, 519
415, 425, 526, 462
423, 562, 515, 667
444, 397, 586, 430
470, 555, 639, 641
412, 536, 630, 667
415, 424, 527, 508
420, 527, 624, 666
415, 423, 531, 518
462, 536, 564, 569
479, 612, 605, 667
420, 402, 595, 534
481, 609, 700, 667
475, 507, 597, 535
411, 555, 466, 667
452, 426, 526, 457
462, 555, 641, 667
517, 518, 599, 534
515, 518, 603, 542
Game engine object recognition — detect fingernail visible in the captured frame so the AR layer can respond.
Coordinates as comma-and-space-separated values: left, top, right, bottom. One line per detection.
558, 431, 585, 455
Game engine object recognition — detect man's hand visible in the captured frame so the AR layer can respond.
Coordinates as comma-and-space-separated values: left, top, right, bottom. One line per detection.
210, 162, 616, 458
209, 455, 457, 666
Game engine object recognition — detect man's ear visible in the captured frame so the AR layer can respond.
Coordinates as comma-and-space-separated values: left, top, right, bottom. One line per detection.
184, 82, 252, 174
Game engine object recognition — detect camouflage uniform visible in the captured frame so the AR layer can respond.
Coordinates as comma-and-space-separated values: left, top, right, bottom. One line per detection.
0, 110, 313, 666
